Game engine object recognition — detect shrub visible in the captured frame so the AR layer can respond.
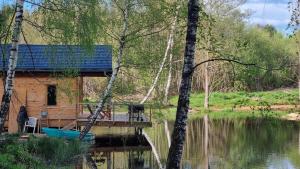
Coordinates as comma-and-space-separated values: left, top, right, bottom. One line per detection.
0, 135, 88, 169
27, 136, 88, 165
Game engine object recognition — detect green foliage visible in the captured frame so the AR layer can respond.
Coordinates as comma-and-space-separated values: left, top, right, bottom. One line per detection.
27, 136, 87, 165
0, 135, 87, 169
160, 89, 298, 120
0, 5, 14, 39
37, 0, 102, 51
236, 26, 296, 90
2, 0, 298, 102
0, 135, 45, 169
113, 77, 136, 95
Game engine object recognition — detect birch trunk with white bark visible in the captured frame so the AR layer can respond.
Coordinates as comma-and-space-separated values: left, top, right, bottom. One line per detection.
142, 131, 163, 169
166, 0, 199, 168
164, 120, 171, 147
204, 51, 209, 109
163, 41, 174, 105
79, 2, 129, 140
296, 36, 300, 102
141, 6, 179, 104
0, 0, 24, 133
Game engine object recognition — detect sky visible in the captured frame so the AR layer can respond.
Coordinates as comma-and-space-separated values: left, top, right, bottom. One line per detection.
240, 0, 294, 34
0, 0, 296, 34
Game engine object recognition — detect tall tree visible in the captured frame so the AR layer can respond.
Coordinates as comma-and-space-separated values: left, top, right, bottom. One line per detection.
140, 3, 181, 104
163, 39, 175, 105
196, 0, 246, 108
0, 0, 24, 132
79, 0, 130, 139
79, 0, 169, 138
0, 6, 15, 85
166, 0, 199, 168
163, 3, 183, 105
288, 0, 300, 101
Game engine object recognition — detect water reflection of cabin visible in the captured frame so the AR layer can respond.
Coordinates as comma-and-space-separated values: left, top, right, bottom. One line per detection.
77, 135, 153, 169
0, 44, 114, 133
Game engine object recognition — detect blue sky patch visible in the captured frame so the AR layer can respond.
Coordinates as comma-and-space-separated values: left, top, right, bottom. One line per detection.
240, 0, 294, 34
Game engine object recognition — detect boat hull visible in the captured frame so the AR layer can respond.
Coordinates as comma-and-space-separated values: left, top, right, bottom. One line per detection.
41, 127, 95, 141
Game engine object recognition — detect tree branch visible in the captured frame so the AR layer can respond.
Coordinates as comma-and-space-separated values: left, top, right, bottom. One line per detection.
24, 0, 66, 12
21, 28, 35, 70
23, 18, 62, 39
125, 25, 170, 42
193, 58, 255, 70
193, 57, 299, 72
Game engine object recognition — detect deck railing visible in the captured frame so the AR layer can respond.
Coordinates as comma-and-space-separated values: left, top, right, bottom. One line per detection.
78, 102, 153, 123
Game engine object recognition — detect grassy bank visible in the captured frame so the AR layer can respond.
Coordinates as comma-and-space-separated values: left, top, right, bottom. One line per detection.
0, 134, 88, 169
155, 89, 299, 121
157, 109, 292, 121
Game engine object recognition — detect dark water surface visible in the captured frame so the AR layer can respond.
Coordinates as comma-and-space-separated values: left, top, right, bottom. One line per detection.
83, 119, 300, 169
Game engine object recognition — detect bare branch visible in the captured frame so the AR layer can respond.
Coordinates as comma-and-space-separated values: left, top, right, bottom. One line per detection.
125, 25, 170, 42
112, 0, 125, 16
21, 28, 35, 70
23, 18, 62, 39
0, 33, 6, 40
193, 57, 298, 72
24, 0, 65, 12
193, 58, 255, 70
105, 29, 120, 41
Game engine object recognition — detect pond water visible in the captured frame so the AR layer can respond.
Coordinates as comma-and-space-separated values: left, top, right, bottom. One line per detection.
82, 118, 300, 169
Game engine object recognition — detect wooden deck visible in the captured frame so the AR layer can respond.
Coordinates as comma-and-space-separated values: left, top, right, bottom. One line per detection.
77, 113, 152, 128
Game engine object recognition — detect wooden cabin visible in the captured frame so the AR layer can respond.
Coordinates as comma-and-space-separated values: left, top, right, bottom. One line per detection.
0, 44, 112, 133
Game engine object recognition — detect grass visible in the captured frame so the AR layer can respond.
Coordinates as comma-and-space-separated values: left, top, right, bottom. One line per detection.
155, 89, 299, 121
170, 89, 298, 109
0, 134, 88, 169
155, 107, 291, 121
84, 89, 299, 121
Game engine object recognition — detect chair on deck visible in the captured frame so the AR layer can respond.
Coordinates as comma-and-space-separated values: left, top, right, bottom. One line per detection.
23, 117, 38, 133
39, 111, 49, 130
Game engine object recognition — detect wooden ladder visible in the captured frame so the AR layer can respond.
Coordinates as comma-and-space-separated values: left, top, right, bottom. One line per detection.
61, 120, 78, 130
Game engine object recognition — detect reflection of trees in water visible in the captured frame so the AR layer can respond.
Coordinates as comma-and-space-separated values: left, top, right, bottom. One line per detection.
86, 150, 153, 169
128, 151, 147, 169
148, 119, 300, 169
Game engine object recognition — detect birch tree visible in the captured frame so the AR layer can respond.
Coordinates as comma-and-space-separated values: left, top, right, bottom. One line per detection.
288, 0, 300, 101
0, 0, 24, 133
140, 4, 181, 104
79, 0, 169, 139
0, 6, 15, 85
163, 41, 175, 105
166, 0, 199, 168
79, 0, 130, 139
198, 3, 215, 109
203, 51, 210, 109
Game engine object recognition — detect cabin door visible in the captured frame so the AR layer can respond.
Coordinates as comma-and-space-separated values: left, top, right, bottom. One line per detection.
8, 88, 27, 133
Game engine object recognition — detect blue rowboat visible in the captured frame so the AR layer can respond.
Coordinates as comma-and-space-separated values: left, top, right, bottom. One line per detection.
41, 127, 95, 141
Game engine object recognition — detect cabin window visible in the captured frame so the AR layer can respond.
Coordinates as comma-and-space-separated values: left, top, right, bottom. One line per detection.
47, 85, 57, 106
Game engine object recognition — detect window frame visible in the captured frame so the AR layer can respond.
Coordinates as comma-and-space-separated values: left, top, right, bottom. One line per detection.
47, 85, 57, 106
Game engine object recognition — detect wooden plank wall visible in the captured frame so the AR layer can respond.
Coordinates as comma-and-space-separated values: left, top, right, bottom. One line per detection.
0, 75, 82, 133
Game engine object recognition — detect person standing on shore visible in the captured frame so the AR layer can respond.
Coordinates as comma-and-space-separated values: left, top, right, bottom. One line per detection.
17, 105, 28, 133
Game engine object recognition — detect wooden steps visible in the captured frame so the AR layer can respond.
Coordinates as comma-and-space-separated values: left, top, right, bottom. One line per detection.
61, 120, 78, 130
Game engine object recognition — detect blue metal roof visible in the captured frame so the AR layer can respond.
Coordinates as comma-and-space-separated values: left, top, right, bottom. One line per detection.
0, 44, 112, 74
